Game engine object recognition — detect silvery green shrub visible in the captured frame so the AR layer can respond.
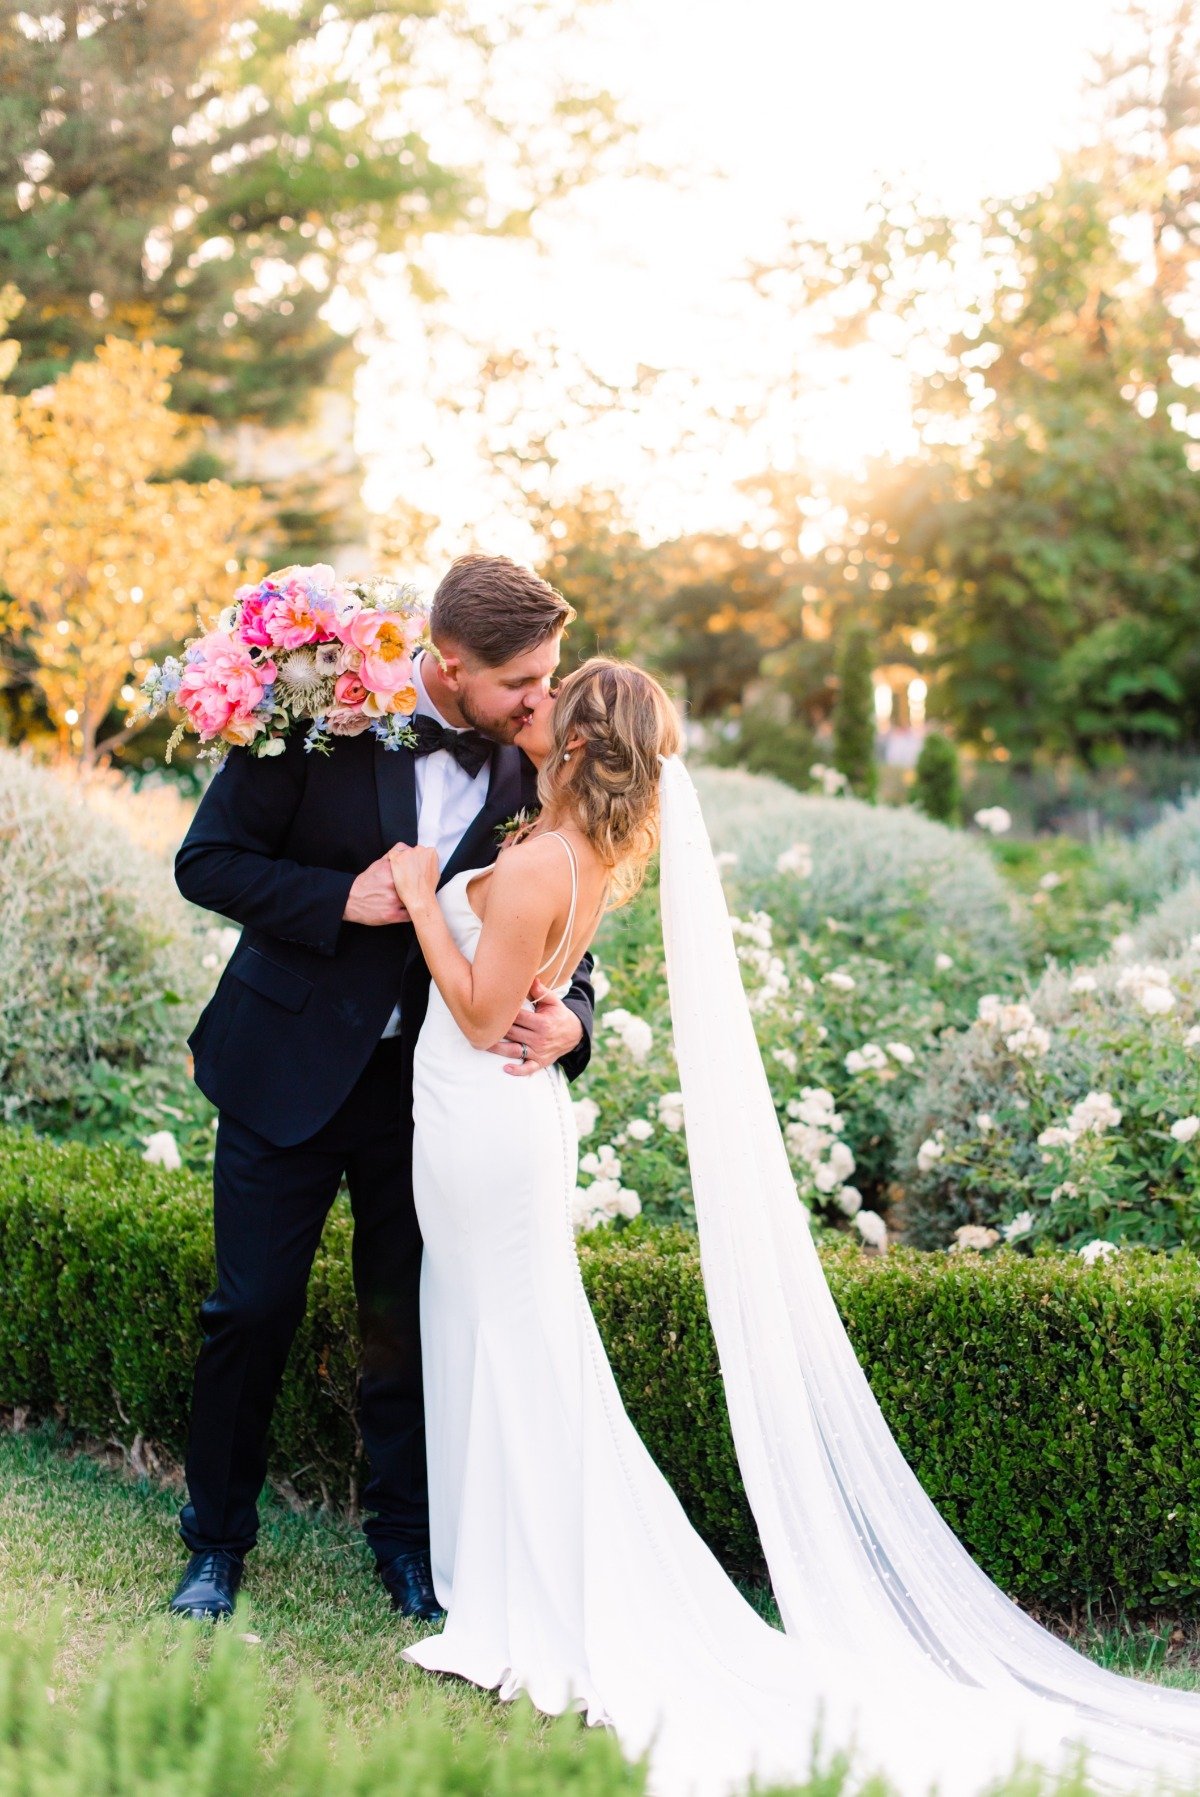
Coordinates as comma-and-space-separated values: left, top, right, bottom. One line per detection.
689, 767, 1027, 977
0, 748, 213, 1131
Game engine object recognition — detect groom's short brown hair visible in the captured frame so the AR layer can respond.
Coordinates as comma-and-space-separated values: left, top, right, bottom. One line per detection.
431, 554, 576, 666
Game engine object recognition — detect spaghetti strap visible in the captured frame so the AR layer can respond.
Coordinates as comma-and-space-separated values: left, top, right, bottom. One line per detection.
535, 830, 579, 987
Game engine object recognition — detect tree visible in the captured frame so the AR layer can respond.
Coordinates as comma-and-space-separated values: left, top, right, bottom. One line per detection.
0, 1, 636, 424
832, 627, 877, 799
913, 733, 961, 825
0, 333, 261, 762
736, 6, 1200, 764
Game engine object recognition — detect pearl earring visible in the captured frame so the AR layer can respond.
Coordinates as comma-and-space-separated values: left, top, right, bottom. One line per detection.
562, 750, 571, 763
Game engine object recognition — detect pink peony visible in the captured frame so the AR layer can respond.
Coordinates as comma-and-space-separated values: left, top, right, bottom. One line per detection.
237, 591, 277, 648
178, 633, 276, 741
335, 610, 417, 695
265, 591, 337, 651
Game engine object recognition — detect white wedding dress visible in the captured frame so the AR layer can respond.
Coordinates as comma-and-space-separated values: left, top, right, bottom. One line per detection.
402, 791, 1200, 1797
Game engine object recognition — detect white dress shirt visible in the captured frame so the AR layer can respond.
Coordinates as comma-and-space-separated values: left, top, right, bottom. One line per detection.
380, 651, 492, 1038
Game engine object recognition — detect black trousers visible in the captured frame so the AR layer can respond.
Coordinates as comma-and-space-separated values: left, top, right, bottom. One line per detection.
178, 1034, 427, 1564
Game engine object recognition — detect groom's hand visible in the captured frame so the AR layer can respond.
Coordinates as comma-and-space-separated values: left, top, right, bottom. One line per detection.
491, 978, 584, 1077
344, 849, 412, 925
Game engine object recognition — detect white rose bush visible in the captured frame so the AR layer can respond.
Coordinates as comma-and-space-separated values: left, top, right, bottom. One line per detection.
898, 945, 1200, 1252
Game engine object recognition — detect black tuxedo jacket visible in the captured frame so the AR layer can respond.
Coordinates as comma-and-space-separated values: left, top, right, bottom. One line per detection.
175, 729, 594, 1147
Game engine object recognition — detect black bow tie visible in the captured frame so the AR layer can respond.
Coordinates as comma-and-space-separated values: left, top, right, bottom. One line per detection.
410, 712, 493, 778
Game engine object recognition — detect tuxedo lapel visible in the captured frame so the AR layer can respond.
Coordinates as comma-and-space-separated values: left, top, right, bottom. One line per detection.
438, 744, 525, 888
373, 735, 418, 851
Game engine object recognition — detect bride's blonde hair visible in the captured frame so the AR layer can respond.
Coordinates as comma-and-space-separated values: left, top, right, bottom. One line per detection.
538, 657, 682, 905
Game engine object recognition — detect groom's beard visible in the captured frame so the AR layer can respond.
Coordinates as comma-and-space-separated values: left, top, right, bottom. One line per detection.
456, 690, 531, 745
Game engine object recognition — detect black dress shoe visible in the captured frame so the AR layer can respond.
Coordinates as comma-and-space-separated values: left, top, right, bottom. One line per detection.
168, 1549, 244, 1619
378, 1548, 445, 1622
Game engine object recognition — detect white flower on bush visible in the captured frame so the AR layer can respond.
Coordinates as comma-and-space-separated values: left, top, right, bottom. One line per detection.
657, 1091, 685, 1133
823, 969, 856, 992
886, 1041, 915, 1066
772, 840, 811, 876
775, 842, 813, 878
917, 1132, 945, 1174
1050, 1181, 1078, 1202
1008, 1024, 1051, 1058
845, 1042, 888, 1076
1037, 1126, 1076, 1151
1078, 1239, 1118, 1265
714, 851, 739, 874
572, 1098, 600, 1140
1070, 972, 1098, 995
1171, 1116, 1200, 1144
976, 1113, 995, 1136
571, 1178, 642, 1233
591, 964, 612, 1003
601, 1008, 653, 1063
731, 911, 773, 950
142, 1130, 182, 1171
810, 762, 849, 797
934, 953, 955, 973
1069, 1091, 1122, 1136
787, 1087, 844, 1132
626, 1118, 654, 1143
1039, 871, 1065, 891
1184, 1026, 1200, 1050
835, 1184, 863, 1217
951, 1225, 999, 1252
1002, 1210, 1034, 1243
973, 806, 1012, 835
1115, 962, 1175, 1015
1111, 932, 1135, 957
772, 1046, 798, 1075
854, 1210, 888, 1249
580, 1143, 622, 1182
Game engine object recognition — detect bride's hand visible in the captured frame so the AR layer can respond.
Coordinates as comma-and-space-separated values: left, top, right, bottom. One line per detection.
388, 843, 439, 914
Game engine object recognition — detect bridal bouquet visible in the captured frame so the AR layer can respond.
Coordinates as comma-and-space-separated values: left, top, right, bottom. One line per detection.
141, 565, 428, 763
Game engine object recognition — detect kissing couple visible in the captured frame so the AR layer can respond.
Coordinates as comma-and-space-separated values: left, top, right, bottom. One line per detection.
169, 553, 1200, 1797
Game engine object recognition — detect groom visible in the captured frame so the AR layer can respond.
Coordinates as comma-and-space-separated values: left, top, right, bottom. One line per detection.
168, 554, 595, 1622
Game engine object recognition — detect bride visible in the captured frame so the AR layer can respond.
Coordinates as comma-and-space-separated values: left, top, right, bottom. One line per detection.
388, 657, 1200, 1797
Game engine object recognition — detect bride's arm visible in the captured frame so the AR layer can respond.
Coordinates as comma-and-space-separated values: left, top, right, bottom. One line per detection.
390, 841, 563, 1050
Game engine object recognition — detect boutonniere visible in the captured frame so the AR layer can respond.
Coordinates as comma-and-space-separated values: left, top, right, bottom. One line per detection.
496, 805, 541, 848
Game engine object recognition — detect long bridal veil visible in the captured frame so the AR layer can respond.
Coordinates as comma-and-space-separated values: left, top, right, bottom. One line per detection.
657, 753, 1200, 1792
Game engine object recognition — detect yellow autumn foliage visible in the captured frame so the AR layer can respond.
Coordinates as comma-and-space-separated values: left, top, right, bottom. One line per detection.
0, 333, 262, 761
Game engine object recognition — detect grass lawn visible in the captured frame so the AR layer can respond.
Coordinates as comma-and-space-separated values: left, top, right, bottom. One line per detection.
3, 1421, 1199, 1792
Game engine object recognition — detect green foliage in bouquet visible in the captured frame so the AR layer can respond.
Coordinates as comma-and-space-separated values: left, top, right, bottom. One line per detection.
7, 1128, 1200, 1610
912, 733, 962, 825
896, 950, 1200, 1252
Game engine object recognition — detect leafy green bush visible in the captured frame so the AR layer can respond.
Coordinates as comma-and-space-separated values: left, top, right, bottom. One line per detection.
896, 947, 1200, 1252
7, 1128, 1200, 1610
0, 748, 221, 1153
0, 1619, 649, 1796
1099, 789, 1200, 909
912, 732, 961, 824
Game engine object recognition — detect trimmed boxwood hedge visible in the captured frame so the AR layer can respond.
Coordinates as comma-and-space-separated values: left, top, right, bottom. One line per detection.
3, 1128, 1200, 1610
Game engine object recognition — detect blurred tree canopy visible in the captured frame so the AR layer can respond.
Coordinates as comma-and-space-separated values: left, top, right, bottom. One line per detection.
730, 1, 1200, 767
0, 0, 633, 425
0, 322, 261, 763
